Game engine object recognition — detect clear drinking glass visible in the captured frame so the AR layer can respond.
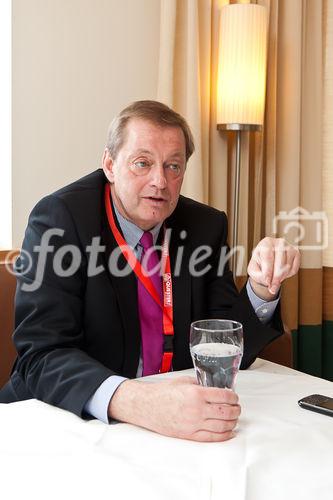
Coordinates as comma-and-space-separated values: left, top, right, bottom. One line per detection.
190, 319, 243, 389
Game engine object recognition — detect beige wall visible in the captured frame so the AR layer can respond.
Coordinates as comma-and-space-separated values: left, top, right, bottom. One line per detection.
12, 0, 160, 248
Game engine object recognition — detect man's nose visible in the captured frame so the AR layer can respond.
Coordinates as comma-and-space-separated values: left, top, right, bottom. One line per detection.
149, 164, 167, 189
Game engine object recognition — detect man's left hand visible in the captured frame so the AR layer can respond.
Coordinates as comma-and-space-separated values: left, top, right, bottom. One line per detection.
247, 237, 300, 301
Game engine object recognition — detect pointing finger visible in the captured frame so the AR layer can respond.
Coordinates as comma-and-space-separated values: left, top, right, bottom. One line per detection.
286, 248, 301, 278
258, 240, 274, 287
269, 239, 287, 294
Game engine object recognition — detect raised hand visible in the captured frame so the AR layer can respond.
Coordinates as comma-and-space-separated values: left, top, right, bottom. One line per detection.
247, 237, 300, 301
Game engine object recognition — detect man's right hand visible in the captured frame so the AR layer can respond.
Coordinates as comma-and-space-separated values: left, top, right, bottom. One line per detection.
108, 376, 241, 442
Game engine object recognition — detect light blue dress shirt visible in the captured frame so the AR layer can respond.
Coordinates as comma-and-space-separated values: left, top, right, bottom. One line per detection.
84, 206, 280, 423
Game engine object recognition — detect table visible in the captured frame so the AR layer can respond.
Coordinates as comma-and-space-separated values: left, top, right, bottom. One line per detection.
1, 359, 333, 500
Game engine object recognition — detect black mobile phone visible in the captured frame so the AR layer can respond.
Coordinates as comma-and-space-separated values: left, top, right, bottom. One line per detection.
298, 394, 333, 417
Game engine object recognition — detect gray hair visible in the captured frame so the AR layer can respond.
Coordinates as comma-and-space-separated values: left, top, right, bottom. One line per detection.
106, 100, 195, 162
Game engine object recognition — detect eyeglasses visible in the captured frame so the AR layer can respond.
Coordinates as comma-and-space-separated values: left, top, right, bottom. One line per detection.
129, 160, 185, 180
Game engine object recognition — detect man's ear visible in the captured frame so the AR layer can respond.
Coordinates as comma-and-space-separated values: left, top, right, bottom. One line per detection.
102, 148, 115, 182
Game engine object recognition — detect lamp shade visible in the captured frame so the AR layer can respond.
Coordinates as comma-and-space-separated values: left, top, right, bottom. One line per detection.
216, 3, 268, 127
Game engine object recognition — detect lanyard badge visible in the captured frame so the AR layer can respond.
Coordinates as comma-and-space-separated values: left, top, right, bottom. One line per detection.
104, 183, 174, 373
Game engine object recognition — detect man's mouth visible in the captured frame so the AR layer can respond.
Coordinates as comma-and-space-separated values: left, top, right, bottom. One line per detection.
144, 196, 167, 203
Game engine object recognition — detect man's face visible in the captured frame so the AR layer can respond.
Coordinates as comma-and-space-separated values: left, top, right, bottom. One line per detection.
103, 118, 186, 230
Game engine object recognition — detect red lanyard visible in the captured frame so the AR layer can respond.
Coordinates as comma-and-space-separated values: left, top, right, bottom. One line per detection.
104, 183, 174, 373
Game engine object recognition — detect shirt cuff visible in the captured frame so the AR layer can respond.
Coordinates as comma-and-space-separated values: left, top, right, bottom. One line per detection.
84, 375, 128, 424
246, 279, 280, 325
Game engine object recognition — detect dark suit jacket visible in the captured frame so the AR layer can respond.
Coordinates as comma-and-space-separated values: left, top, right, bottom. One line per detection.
0, 169, 283, 416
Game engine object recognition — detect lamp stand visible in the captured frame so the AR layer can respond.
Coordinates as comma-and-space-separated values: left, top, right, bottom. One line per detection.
232, 129, 241, 277
217, 123, 261, 278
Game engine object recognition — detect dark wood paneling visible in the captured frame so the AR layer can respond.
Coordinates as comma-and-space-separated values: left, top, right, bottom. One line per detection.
0, 260, 17, 387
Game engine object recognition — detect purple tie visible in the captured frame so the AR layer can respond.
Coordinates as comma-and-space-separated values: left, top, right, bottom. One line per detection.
137, 231, 163, 376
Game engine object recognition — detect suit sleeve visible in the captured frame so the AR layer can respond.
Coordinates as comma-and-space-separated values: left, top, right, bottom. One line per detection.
205, 211, 284, 369
13, 194, 116, 417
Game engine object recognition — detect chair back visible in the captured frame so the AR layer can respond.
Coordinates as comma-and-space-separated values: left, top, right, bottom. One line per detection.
0, 253, 17, 388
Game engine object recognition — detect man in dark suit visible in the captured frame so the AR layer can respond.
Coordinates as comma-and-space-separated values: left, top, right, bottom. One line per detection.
0, 101, 300, 442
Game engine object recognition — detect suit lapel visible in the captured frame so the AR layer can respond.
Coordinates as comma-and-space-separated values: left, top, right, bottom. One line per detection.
100, 199, 141, 379
166, 216, 192, 370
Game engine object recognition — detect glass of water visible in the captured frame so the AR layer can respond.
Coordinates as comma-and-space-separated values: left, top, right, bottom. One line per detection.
190, 319, 243, 389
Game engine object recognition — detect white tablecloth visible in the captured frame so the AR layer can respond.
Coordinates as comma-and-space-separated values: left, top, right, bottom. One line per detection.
1, 359, 333, 500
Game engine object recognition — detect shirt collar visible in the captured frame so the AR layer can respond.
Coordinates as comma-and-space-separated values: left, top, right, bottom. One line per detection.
112, 198, 163, 249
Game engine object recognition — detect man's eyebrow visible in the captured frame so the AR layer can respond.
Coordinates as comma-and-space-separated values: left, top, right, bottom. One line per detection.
128, 149, 185, 160
129, 149, 153, 157
167, 152, 185, 159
